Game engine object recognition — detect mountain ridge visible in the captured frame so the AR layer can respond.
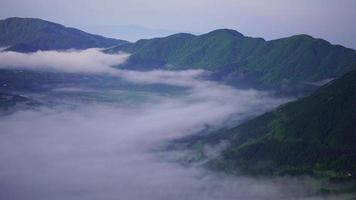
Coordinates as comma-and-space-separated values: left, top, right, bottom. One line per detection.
0, 17, 128, 51
2, 17, 356, 95
176, 70, 356, 178
108, 29, 356, 94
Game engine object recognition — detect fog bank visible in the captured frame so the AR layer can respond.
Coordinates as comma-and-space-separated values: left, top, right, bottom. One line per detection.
0, 49, 129, 74
0, 50, 345, 199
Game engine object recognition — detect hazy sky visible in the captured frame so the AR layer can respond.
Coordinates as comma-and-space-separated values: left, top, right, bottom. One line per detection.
1, 0, 356, 48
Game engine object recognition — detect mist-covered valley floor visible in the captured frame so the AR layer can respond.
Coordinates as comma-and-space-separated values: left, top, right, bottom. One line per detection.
0, 49, 351, 200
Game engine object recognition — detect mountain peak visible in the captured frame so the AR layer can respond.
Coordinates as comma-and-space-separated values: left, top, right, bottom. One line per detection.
0, 17, 127, 51
206, 29, 244, 37
2, 17, 62, 27
4, 17, 44, 21
290, 34, 314, 40
165, 32, 195, 39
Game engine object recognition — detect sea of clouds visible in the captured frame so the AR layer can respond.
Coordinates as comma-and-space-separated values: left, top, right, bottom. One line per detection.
0, 49, 349, 200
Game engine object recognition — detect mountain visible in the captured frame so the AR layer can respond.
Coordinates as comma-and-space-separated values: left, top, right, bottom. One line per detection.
2, 18, 355, 94
108, 29, 356, 93
0, 17, 128, 52
178, 70, 356, 178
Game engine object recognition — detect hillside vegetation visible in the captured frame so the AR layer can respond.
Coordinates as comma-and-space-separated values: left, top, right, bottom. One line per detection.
0, 17, 127, 52
109, 29, 356, 91
179, 71, 356, 178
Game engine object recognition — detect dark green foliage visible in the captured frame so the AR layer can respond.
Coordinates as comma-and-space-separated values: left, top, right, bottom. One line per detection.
0, 17, 127, 51
109, 29, 263, 70
189, 71, 356, 178
110, 29, 356, 91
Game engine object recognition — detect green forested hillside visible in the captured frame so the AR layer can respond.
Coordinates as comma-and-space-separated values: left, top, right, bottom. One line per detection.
180, 71, 356, 178
110, 29, 356, 90
0, 17, 127, 51
109, 29, 265, 70
3, 17, 356, 93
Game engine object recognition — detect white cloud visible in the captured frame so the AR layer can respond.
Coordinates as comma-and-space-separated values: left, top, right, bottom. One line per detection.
0, 49, 206, 87
115, 69, 206, 86
0, 49, 343, 200
0, 48, 129, 74
0, 65, 333, 200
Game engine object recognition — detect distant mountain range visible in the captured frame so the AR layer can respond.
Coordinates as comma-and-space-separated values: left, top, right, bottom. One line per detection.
177, 70, 356, 179
0, 17, 128, 52
1, 17, 356, 94
1, 17, 356, 182
108, 29, 356, 93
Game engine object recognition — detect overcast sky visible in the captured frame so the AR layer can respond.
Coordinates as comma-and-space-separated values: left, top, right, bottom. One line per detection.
1, 0, 356, 48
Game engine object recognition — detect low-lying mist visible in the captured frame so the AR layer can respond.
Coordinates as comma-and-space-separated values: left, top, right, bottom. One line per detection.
0, 48, 129, 74
0, 50, 348, 200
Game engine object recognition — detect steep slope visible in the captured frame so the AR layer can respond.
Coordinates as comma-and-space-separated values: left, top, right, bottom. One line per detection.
242, 35, 356, 87
109, 29, 265, 70
109, 29, 356, 91
0, 17, 127, 51
183, 71, 356, 178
